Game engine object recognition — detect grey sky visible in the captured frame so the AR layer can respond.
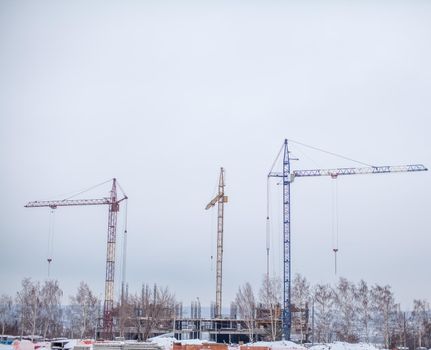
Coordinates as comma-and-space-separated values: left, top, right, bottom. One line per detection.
0, 1, 430, 311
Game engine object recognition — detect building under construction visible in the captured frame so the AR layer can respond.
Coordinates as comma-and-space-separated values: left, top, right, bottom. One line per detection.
110, 302, 310, 344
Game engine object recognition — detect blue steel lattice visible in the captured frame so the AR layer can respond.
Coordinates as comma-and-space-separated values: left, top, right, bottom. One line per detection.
282, 139, 291, 340
269, 164, 427, 179
268, 139, 427, 341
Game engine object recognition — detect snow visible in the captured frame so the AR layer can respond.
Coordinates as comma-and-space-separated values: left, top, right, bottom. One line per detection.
174, 339, 214, 345
309, 343, 380, 350
244, 341, 306, 350
13, 340, 34, 350
0, 345, 13, 350
0, 340, 390, 350
148, 336, 177, 350
243, 342, 381, 350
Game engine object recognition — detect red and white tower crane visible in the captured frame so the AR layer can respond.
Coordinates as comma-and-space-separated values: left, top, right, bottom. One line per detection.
205, 167, 228, 319
25, 178, 127, 340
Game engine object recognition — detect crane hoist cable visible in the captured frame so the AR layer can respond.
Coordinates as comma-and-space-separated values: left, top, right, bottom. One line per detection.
208, 178, 218, 272
120, 198, 128, 298
266, 177, 271, 281
331, 177, 339, 275
47, 208, 56, 278
119, 198, 128, 338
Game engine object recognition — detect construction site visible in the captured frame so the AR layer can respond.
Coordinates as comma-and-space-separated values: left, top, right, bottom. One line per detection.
2, 3, 431, 350
22, 139, 428, 344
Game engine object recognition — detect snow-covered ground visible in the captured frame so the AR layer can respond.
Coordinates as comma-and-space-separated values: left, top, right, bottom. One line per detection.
0, 345, 12, 350
0, 340, 36, 350
309, 343, 380, 350
244, 341, 306, 350
238, 341, 385, 350
148, 336, 177, 350
0, 340, 393, 350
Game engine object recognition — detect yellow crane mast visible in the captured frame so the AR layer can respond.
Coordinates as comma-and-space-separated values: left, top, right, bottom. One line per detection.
205, 167, 228, 319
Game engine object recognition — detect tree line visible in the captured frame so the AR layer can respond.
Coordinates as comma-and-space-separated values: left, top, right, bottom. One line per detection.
235, 274, 430, 349
0, 279, 176, 341
0, 275, 430, 348
0, 278, 99, 339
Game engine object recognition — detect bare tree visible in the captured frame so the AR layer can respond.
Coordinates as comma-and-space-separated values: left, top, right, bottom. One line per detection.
69, 282, 100, 339
333, 277, 358, 342
313, 283, 335, 343
118, 286, 133, 339
259, 275, 282, 341
16, 278, 42, 338
128, 284, 176, 341
236, 282, 256, 342
410, 299, 430, 348
371, 284, 396, 348
356, 280, 372, 342
40, 280, 63, 338
392, 304, 407, 348
0, 294, 13, 335
291, 273, 311, 343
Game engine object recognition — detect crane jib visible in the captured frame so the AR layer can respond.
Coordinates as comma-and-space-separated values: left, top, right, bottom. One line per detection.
268, 164, 427, 179
24, 198, 113, 208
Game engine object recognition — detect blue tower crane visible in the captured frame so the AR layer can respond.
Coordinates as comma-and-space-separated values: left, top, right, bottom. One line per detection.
268, 139, 428, 340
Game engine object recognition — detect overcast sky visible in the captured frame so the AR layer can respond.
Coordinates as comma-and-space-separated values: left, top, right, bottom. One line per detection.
1, 0, 430, 312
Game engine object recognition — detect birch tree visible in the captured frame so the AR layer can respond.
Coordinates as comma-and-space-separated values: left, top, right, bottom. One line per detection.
313, 283, 335, 343
371, 284, 396, 348
39, 280, 63, 338
393, 304, 407, 348
357, 280, 372, 342
410, 299, 430, 348
236, 282, 256, 342
292, 273, 311, 343
0, 294, 13, 335
333, 277, 358, 342
16, 278, 42, 338
69, 282, 100, 339
259, 275, 282, 341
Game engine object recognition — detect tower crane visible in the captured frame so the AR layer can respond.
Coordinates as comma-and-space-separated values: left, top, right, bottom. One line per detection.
268, 139, 428, 340
205, 167, 228, 319
25, 178, 127, 340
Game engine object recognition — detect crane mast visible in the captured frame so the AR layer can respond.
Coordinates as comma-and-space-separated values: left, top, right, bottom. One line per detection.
268, 139, 427, 340
25, 178, 127, 340
205, 167, 228, 318
104, 179, 119, 339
